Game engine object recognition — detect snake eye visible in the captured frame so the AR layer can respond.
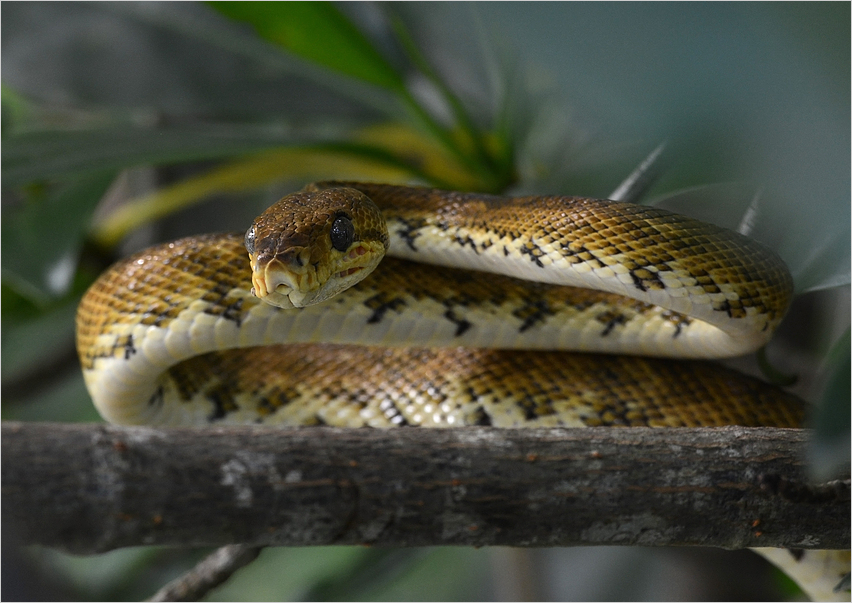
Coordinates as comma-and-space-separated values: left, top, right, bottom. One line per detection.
244, 226, 256, 255
330, 215, 354, 252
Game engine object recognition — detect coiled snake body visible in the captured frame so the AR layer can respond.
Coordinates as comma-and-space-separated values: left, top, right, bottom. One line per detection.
77, 182, 847, 599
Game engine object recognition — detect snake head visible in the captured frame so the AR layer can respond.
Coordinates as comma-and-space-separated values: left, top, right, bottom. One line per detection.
246, 187, 389, 308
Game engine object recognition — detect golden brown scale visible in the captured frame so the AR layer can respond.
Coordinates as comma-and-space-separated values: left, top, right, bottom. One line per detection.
164, 345, 805, 428
76, 183, 845, 602
76, 232, 692, 372
76, 234, 250, 370
311, 181, 794, 330
248, 187, 388, 273
77, 183, 800, 430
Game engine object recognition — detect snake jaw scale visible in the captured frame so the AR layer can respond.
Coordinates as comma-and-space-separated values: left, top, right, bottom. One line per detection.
246, 253, 309, 308
249, 269, 268, 299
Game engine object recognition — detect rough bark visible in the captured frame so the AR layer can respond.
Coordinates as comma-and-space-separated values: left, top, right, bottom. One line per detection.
2, 421, 848, 554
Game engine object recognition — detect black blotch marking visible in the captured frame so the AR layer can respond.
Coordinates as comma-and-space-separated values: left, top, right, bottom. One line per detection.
466, 385, 482, 403
364, 294, 407, 324
629, 267, 667, 293
520, 241, 546, 268
453, 231, 481, 254
221, 298, 245, 327
630, 270, 648, 292
444, 309, 472, 337
256, 393, 286, 417
148, 385, 164, 407
148, 311, 168, 328
395, 217, 427, 251
520, 398, 538, 422
598, 312, 628, 336
472, 407, 493, 426
571, 299, 597, 313
207, 388, 238, 422
344, 388, 371, 409
513, 299, 555, 332
661, 310, 692, 338
202, 280, 246, 322
123, 335, 137, 360
712, 298, 748, 320
391, 413, 411, 426
559, 242, 603, 269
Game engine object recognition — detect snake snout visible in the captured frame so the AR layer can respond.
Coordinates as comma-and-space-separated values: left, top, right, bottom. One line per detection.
249, 247, 318, 308
245, 186, 390, 310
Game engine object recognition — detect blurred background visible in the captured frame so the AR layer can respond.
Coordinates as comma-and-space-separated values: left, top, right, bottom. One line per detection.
2, 2, 848, 600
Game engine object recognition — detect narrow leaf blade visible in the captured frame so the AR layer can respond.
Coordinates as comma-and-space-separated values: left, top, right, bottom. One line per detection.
211, 2, 404, 90
2, 171, 117, 303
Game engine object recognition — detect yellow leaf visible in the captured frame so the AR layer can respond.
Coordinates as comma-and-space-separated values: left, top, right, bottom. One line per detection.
91, 147, 415, 247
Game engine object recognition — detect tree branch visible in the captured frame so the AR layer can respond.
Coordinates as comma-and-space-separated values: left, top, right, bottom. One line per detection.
2, 422, 848, 554
146, 544, 263, 602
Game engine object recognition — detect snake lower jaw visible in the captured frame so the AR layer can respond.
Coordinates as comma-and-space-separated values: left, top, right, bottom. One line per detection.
248, 259, 306, 308
252, 276, 348, 309
250, 271, 309, 309
251, 260, 381, 309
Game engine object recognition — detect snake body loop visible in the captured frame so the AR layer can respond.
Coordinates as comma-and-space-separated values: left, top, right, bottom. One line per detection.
77, 181, 799, 428
77, 183, 849, 600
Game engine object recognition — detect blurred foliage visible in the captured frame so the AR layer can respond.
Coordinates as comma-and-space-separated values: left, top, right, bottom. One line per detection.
1, 2, 848, 601
808, 327, 852, 482
213, 2, 406, 90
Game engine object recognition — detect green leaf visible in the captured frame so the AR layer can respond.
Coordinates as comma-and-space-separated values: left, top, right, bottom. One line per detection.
102, 3, 399, 117
2, 84, 33, 135
0, 294, 78, 383
808, 326, 852, 481
89, 143, 429, 246
211, 2, 404, 91
2, 126, 305, 188
2, 171, 117, 303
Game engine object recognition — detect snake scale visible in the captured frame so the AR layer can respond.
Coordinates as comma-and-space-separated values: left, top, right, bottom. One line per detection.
76, 182, 848, 599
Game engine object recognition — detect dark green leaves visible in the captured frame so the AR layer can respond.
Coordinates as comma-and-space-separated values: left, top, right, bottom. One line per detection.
211, 2, 405, 90
809, 327, 852, 481
2, 126, 299, 188
2, 171, 118, 303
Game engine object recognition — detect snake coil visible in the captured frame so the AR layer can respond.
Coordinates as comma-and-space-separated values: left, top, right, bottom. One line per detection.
76, 182, 847, 600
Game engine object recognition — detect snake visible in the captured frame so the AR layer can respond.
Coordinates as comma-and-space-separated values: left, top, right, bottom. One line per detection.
76, 181, 848, 600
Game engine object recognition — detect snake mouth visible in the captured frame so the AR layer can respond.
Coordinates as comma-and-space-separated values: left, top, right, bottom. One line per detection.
248, 251, 311, 308
328, 245, 371, 283
249, 244, 380, 309
337, 266, 363, 278
250, 263, 314, 309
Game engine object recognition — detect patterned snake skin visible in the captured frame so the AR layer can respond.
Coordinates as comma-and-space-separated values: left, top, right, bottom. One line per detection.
76, 182, 847, 599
